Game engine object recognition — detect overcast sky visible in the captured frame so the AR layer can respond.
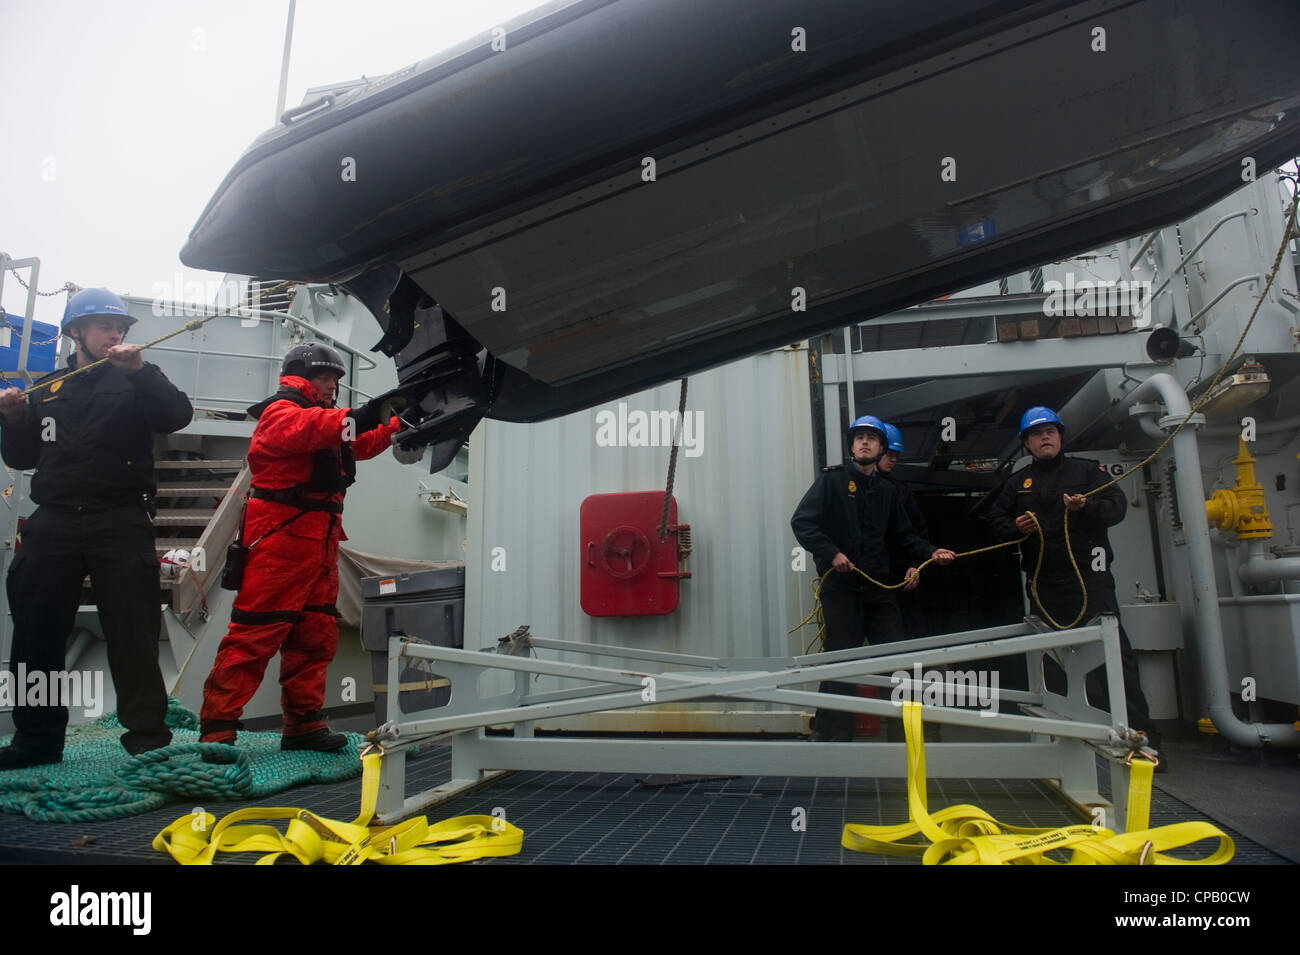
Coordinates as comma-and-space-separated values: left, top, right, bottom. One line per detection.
0, 0, 549, 328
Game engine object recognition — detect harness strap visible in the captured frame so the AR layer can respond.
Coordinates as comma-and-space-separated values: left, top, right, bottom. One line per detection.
230, 608, 301, 626
841, 702, 1234, 865
302, 604, 341, 617
250, 487, 343, 513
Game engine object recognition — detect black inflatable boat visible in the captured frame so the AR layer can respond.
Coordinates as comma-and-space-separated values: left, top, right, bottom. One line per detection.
181, 0, 1300, 465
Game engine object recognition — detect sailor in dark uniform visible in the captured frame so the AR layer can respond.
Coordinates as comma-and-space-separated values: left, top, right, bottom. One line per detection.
792, 415, 954, 741
985, 406, 1162, 759
877, 423, 929, 640
0, 288, 193, 767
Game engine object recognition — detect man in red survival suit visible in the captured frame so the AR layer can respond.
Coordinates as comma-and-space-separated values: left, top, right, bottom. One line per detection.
199, 342, 406, 751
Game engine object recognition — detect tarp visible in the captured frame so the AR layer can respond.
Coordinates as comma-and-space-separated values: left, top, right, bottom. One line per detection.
336, 544, 463, 628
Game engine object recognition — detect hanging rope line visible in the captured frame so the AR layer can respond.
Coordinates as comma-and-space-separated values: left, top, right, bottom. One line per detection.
793, 187, 1300, 642
658, 377, 688, 541
7, 279, 295, 401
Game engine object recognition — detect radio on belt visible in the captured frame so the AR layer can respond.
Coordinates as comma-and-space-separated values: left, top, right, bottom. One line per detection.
580, 491, 692, 617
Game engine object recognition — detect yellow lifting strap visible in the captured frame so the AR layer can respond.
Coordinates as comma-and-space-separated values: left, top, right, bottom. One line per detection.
153, 752, 523, 865
842, 702, 1234, 865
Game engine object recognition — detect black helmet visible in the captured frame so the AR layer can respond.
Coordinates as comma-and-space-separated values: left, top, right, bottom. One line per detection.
282, 342, 346, 380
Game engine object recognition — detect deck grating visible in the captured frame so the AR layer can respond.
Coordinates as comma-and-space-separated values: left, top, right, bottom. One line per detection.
0, 742, 1288, 865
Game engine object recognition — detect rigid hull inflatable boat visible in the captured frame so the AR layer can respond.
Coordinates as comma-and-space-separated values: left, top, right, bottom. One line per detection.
181, 0, 1300, 466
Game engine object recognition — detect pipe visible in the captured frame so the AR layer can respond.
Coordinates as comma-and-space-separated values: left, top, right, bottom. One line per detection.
1184, 273, 1261, 332
1128, 373, 1299, 747
1128, 230, 1159, 269
1145, 209, 1255, 306
1137, 414, 1164, 440
1220, 538, 1245, 599
1201, 413, 1300, 439
1239, 539, 1300, 585
841, 327, 855, 423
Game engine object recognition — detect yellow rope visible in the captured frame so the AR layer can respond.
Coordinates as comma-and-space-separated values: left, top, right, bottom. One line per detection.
793, 188, 1300, 639
17, 280, 296, 400
792, 532, 1031, 650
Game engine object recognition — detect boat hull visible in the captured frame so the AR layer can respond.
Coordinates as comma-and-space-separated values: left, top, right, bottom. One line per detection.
181, 0, 1300, 424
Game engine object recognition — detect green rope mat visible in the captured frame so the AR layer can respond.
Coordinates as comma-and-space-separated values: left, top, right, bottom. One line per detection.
0, 699, 364, 823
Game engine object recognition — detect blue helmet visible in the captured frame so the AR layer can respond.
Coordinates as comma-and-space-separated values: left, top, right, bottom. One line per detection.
62, 288, 135, 334
882, 423, 904, 453
845, 414, 888, 446
1019, 406, 1064, 439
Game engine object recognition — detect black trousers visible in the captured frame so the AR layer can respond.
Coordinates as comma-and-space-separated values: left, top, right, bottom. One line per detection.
895, 588, 928, 640
815, 587, 904, 735
1029, 578, 1158, 743
5, 504, 172, 754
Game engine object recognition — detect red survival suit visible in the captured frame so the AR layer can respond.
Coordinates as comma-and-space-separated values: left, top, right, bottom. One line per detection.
199, 375, 400, 742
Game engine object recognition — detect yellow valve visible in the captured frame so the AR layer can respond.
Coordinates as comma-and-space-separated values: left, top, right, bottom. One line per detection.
1203, 437, 1273, 539
1197, 716, 1219, 735
1204, 491, 1238, 533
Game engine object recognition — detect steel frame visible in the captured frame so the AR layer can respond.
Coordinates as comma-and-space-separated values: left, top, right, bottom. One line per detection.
367, 616, 1147, 831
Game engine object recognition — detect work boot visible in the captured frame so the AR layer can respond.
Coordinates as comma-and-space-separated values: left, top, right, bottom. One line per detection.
201, 743, 240, 766
199, 720, 240, 746
281, 728, 349, 752
1138, 728, 1167, 773
0, 744, 62, 770
123, 732, 173, 757
831, 712, 854, 742
1148, 741, 1169, 774
809, 715, 833, 742
886, 716, 941, 743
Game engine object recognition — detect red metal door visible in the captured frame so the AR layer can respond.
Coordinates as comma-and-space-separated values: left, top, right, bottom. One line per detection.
580, 492, 688, 616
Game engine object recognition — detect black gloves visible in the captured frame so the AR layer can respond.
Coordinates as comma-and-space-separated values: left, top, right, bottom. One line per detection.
345, 380, 433, 436
345, 398, 384, 437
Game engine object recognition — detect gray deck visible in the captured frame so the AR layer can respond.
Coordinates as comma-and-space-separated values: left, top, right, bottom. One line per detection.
0, 725, 1291, 865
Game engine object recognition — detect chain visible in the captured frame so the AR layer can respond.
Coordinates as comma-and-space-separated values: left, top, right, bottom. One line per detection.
658, 377, 688, 541
3, 269, 75, 297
